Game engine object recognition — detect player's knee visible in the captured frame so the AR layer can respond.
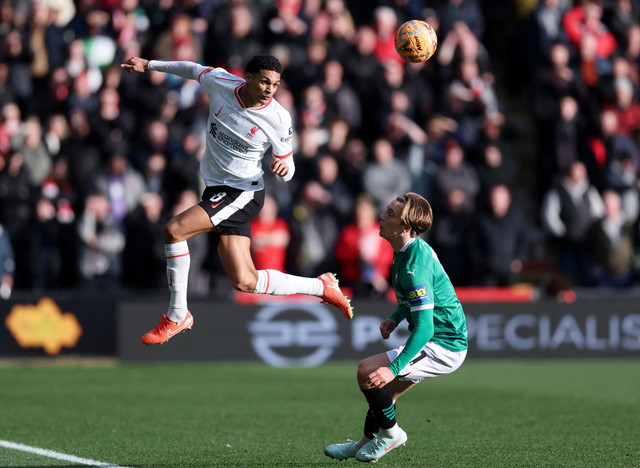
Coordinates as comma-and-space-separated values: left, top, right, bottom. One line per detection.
164, 218, 182, 243
356, 360, 370, 381
229, 273, 257, 293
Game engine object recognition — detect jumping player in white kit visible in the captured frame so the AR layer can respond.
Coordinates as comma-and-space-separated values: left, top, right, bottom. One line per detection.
121, 55, 353, 345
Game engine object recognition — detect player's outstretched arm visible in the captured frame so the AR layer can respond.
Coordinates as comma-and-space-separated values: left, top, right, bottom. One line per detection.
121, 57, 149, 73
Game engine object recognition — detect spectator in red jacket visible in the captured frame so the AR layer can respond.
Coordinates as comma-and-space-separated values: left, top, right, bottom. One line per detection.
334, 193, 394, 298
250, 194, 291, 272
602, 77, 640, 137
562, 1, 618, 59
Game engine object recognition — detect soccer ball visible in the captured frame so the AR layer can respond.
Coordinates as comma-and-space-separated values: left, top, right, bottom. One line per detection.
394, 20, 438, 63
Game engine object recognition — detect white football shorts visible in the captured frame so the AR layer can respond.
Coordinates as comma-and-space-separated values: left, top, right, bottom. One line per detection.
387, 341, 467, 383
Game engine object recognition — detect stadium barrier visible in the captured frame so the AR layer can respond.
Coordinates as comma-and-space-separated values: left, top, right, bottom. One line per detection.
2, 293, 639, 362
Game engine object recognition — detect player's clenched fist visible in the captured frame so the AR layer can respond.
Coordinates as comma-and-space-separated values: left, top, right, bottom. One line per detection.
270, 159, 289, 177
379, 319, 397, 340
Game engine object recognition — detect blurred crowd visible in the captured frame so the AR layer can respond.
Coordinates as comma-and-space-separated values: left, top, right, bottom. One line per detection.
0, 0, 639, 301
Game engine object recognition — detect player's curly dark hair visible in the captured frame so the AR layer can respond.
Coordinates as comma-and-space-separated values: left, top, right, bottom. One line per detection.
245, 55, 283, 75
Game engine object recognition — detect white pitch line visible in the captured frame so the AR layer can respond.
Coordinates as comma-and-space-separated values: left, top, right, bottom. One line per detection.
0, 440, 131, 467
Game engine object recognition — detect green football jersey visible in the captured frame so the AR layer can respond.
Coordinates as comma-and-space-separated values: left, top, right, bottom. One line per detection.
387, 238, 468, 376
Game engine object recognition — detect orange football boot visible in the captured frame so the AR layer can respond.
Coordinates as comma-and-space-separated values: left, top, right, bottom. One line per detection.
318, 273, 354, 319
141, 311, 194, 345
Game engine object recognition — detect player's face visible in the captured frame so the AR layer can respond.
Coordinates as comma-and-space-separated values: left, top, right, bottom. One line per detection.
379, 200, 405, 241
243, 69, 281, 107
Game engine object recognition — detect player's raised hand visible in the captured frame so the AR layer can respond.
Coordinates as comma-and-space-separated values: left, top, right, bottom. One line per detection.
121, 57, 149, 73
380, 319, 397, 340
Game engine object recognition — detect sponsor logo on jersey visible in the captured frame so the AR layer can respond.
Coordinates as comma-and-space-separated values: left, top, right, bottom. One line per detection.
209, 122, 250, 154
407, 284, 429, 305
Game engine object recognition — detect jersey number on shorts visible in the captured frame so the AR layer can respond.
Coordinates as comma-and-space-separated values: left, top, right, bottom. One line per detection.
210, 192, 227, 203
409, 349, 428, 366
210, 192, 227, 209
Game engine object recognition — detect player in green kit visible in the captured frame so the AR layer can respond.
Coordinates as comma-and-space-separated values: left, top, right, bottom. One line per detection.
324, 192, 468, 463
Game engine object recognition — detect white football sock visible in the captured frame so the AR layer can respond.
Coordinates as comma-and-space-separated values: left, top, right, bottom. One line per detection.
357, 434, 372, 447
165, 241, 190, 323
379, 423, 399, 439
253, 269, 323, 296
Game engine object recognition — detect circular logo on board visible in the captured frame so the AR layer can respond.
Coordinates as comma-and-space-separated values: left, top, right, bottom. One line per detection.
247, 303, 341, 367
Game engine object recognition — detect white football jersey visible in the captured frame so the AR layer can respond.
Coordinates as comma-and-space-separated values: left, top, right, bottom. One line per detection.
148, 61, 294, 191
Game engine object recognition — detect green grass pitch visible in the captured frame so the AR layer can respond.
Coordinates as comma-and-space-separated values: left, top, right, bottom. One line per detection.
0, 360, 638, 467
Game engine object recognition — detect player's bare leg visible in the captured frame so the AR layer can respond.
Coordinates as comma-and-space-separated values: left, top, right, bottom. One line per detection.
217, 235, 353, 318
216, 234, 259, 292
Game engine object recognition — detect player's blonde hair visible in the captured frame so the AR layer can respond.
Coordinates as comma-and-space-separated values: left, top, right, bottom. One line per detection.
396, 192, 433, 236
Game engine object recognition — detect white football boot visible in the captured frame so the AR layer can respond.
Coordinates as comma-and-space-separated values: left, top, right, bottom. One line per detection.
355, 428, 407, 462
324, 439, 360, 460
